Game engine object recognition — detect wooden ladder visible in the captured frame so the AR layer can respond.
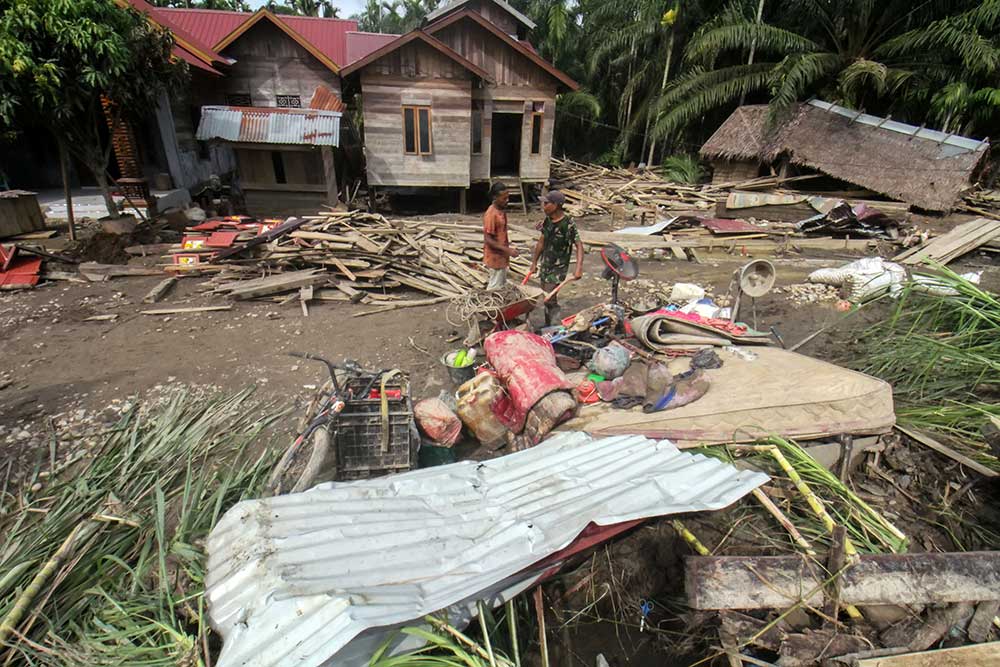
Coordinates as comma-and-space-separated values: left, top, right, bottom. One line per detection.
496, 176, 528, 214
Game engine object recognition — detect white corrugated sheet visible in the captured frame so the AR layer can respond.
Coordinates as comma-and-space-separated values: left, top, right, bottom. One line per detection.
808, 100, 987, 155
196, 106, 341, 146
205, 432, 768, 667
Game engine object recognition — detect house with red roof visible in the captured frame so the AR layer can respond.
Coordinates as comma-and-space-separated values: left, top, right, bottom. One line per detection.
340, 0, 578, 211
6, 1, 576, 218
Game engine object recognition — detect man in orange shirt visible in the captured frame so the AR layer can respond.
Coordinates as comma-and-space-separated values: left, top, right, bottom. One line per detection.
483, 182, 519, 290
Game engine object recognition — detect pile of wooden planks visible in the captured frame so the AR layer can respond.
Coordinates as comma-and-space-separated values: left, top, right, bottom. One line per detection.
894, 218, 1000, 266
550, 158, 826, 220
185, 210, 536, 305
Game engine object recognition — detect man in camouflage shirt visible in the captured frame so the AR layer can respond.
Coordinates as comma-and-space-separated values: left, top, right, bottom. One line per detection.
530, 190, 584, 326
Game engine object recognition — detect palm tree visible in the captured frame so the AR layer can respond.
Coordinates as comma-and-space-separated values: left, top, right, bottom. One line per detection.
652, 0, 989, 144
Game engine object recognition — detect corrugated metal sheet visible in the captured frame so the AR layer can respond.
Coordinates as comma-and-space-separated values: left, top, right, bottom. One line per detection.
808, 100, 987, 155
196, 106, 341, 146
160, 8, 358, 66
125, 0, 230, 72
427, 0, 536, 29
205, 431, 768, 667
346, 31, 401, 65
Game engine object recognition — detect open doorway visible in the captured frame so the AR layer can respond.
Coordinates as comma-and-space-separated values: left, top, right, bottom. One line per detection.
490, 113, 521, 176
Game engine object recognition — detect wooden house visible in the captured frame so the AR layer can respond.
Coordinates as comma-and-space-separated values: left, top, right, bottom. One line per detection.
340, 0, 578, 210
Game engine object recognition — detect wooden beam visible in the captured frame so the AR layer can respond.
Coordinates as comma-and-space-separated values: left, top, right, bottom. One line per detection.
856, 642, 1000, 667
322, 146, 339, 207
897, 426, 998, 478
685, 552, 1000, 610
142, 277, 178, 304
141, 305, 232, 315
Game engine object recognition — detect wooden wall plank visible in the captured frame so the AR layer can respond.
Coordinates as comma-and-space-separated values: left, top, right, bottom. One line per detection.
361, 71, 472, 187
218, 20, 342, 106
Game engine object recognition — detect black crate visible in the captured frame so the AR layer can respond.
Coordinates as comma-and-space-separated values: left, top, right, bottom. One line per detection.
334, 379, 418, 480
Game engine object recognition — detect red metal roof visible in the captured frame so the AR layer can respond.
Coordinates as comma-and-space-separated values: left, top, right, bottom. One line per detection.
346, 31, 400, 65
122, 0, 230, 74
160, 8, 358, 67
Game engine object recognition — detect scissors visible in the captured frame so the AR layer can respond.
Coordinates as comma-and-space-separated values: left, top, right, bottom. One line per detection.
639, 599, 653, 632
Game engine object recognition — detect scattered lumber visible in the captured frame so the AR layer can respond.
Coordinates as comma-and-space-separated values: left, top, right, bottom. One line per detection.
854, 643, 1000, 667
78, 262, 164, 282
894, 218, 1000, 265
190, 211, 532, 306
685, 552, 1000, 610
141, 305, 232, 315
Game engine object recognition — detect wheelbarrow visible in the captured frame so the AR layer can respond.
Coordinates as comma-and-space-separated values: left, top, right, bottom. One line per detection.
495, 284, 545, 325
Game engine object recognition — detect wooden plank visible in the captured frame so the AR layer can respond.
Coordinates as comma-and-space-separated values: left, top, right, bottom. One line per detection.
896, 426, 998, 478
856, 642, 1000, 667
328, 256, 357, 281
685, 552, 1000, 610
142, 277, 178, 304
895, 218, 1000, 265
141, 305, 232, 315
225, 269, 327, 300
353, 295, 452, 317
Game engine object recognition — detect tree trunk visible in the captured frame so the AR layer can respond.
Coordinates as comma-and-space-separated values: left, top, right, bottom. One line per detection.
647, 29, 675, 166
57, 137, 76, 241
739, 0, 767, 105
91, 167, 118, 220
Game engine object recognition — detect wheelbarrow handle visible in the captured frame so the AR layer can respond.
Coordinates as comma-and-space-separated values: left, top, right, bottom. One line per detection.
543, 276, 575, 303
520, 270, 534, 286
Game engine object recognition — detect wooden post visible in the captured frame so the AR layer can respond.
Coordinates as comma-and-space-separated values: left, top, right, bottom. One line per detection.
57, 138, 76, 241
322, 146, 340, 207
459, 187, 468, 214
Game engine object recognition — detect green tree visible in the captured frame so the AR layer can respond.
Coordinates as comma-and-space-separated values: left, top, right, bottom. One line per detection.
0, 0, 187, 220
652, 0, 990, 144
152, 0, 250, 9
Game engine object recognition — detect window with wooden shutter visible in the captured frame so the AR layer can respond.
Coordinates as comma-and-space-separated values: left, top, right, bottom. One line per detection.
530, 102, 544, 155
403, 106, 432, 155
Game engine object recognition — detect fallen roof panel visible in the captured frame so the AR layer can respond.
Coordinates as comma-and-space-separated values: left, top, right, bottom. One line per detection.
205, 431, 767, 667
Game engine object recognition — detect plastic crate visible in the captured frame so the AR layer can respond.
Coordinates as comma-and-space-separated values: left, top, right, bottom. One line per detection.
335, 379, 418, 480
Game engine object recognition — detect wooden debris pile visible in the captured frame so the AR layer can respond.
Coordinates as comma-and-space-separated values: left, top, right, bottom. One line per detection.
178, 211, 536, 311
550, 157, 813, 219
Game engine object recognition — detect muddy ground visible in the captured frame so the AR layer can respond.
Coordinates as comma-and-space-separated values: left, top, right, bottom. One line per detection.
1, 210, 998, 665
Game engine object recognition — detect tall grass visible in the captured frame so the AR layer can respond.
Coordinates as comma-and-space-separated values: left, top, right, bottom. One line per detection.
856, 267, 1000, 467
0, 390, 284, 666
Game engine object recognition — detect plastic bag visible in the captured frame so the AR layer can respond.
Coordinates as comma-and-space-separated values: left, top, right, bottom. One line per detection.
588, 342, 631, 380
808, 257, 907, 302
414, 398, 462, 447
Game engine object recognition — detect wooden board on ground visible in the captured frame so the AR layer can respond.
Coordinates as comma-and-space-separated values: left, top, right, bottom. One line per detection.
894, 218, 1000, 265
142, 277, 178, 304
685, 552, 1000, 610
856, 642, 1000, 667
141, 305, 232, 315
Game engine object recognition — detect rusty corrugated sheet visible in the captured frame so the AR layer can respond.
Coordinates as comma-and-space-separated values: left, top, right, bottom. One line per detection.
308, 85, 345, 112
205, 431, 768, 667
196, 106, 341, 146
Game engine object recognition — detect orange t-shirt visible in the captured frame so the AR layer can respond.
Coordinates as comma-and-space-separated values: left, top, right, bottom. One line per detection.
483, 204, 509, 269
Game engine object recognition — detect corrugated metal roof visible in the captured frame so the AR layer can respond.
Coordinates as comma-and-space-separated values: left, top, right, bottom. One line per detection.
346, 31, 401, 65
808, 99, 988, 155
124, 0, 231, 73
426, 0, 536, 30
196, 106, 341, 146
160, 8, 358, 66
205, 431, 768, 667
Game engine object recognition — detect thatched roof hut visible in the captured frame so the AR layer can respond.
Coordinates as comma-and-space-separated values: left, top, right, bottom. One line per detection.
701, 100, 990, 212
